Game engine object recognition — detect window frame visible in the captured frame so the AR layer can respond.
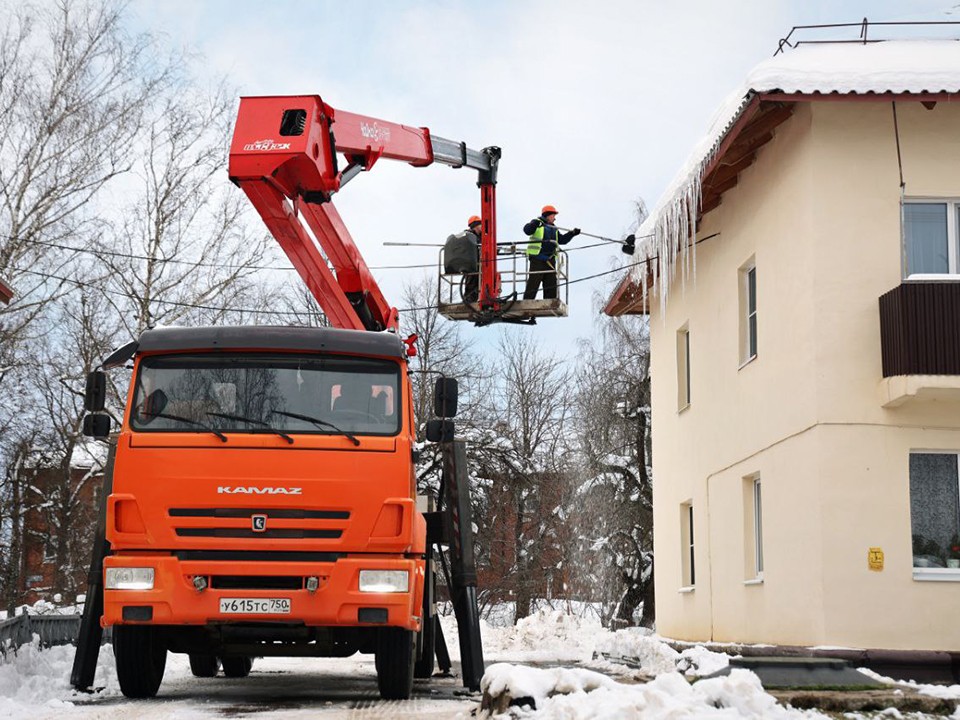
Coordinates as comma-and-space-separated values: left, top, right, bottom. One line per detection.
902, 198, 960, 279
909, 449, 960, 582
677, 324, 691, 412
753, 477, 764, 577
738, 259, 757, 368
680, 501, 695, 590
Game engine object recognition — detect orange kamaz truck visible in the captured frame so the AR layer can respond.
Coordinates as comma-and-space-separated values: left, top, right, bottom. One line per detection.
70, 95, 499, 700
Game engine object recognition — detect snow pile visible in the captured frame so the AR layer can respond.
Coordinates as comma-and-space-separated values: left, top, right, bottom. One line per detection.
479, 609, 605, 663
634, 40, 960, 312
0, 640, 118, 715
859, 667, 960, 701
595, 627, 730, 677
748, 40, 960, 95
480, 664, 828, 719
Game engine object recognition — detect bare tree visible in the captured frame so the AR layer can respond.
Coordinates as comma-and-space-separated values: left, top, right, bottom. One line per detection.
570, 302, 654, 628
401, 273, 481, 439
0, 0, 172, 279
27, 291, 118, 595
0, 0, 274, 607
469, 330, 574, 621
98, 82, 270, 335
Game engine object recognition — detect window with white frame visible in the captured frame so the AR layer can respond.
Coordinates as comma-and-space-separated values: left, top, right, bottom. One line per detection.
909, 452, 960, 570
681, 502, 695, 587
738, 260, 757, 365
677, 325, 690, 411
743, 474, 763, 579
903, 201, 960, 277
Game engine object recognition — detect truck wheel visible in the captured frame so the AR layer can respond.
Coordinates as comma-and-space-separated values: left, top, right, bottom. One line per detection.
189, 653, 220, 677
221, 656, 253, 678
414, 615, 436, 679
375, 627, 415, 699
113, 625, 167, 698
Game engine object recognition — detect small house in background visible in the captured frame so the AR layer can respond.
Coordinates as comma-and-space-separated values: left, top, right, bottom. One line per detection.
0, 277, 13, 305
606, 33, 960, 661
19, 442, 105, 605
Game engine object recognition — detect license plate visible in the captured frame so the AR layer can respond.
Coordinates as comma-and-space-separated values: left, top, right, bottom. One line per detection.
219, 598, 291, 615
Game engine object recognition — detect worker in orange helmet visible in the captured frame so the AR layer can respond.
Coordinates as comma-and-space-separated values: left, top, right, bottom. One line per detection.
522, 205, 580, 300
443, 215, 483, 303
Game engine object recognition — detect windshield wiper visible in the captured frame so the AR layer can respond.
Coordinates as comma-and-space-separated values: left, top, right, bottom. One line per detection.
269, 410, 361, 446
143, 411, 228, 442
206, 412, 294, 444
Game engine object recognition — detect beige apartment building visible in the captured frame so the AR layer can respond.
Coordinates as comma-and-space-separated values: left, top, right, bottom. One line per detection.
606, 40, 960, 652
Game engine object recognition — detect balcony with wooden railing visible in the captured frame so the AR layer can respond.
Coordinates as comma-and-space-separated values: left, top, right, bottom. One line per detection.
878, 281, 960, 407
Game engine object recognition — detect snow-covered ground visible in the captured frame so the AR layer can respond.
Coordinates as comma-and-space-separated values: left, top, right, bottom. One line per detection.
3, 609, 960, 718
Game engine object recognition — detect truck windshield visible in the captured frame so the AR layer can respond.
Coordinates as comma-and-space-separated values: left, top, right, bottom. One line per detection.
130, 353, 401, 437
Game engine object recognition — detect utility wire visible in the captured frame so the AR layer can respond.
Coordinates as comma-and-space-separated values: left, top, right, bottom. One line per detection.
0, 233, 294, 271
7, 266, 310, 317
3, 232, 624, 275
5, 230, 688, 318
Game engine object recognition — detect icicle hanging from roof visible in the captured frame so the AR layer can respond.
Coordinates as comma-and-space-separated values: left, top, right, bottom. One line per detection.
627, 39, 960, 317
631, 85, 753, 316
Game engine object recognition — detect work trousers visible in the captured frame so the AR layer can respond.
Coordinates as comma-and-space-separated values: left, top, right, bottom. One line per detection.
523, 257, 557, 300
462, 272, 479, 303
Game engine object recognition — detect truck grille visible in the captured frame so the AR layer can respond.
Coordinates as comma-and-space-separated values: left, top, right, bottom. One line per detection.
175, 527, 342, 539
169, 508, 349, 520
169, 507, 348, 541
175, 550, 344, 562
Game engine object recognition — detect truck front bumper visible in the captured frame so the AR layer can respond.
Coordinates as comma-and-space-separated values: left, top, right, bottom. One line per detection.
102, 554, 424, 631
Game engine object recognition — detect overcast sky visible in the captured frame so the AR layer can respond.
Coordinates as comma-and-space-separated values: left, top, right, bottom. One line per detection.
128, 0, 957, 358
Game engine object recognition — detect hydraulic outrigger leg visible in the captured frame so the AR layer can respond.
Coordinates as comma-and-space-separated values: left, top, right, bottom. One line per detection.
439, 439, 485, 691
70, 445, 116, 691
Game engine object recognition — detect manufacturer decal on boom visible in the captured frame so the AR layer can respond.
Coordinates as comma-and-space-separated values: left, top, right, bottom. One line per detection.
359, 121, 391, 143
243, 139, 292, 151
217, 486, 303, 495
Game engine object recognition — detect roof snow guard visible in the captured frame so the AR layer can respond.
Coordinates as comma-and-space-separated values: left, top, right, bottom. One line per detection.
0, 277, 13, 305
606, 39, 960, 317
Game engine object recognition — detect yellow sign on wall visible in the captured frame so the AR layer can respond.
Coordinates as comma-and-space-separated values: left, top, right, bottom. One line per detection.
868, 547, 884, 572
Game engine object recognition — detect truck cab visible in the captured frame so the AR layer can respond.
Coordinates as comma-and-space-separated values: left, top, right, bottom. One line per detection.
98, 325, 427, 698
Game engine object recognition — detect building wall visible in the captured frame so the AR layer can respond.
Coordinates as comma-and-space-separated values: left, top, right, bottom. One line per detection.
649, 100, 960, 650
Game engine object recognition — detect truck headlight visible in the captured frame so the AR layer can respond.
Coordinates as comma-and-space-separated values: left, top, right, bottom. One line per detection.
105, 567, 155, 590
359, 570, 408, 593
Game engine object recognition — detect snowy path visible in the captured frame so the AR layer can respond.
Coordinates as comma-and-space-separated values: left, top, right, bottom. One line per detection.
9, 610, 959, 718
16, 653, 477, 719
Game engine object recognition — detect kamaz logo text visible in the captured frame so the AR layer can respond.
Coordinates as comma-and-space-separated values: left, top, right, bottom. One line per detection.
243, 138, 292, 152
217, 486, 302, 495
359, 121, 391, 143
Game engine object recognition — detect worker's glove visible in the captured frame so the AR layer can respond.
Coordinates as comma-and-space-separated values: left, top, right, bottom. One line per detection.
572, 228, 581, 236
531, 218, 542, 226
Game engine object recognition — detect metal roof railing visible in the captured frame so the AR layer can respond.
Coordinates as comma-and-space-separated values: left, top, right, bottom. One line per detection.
775, 19, 960, 56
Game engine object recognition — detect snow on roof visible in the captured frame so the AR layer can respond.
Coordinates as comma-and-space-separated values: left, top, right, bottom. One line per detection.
70, 439, 107, 469
634, 40, 960, 311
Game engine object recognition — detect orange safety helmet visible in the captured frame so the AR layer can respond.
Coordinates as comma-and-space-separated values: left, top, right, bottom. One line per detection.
541, 205, 558, 216
467, 215, 482, 227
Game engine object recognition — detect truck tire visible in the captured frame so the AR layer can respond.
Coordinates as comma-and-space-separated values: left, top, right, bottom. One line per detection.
113, 625, 167, 698
375, 627, 415, 699
414, 615, 436, 679
221, 656, 253, 678
189, 653, 220, 677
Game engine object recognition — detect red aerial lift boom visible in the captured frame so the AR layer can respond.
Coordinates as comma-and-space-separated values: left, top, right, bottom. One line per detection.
228, 95, 505, 328
69, 95, 495, 700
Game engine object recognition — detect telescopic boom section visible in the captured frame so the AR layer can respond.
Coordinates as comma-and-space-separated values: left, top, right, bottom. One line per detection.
229, 95, 501, 331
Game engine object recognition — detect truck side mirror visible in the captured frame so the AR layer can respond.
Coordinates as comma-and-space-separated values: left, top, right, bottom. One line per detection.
433, 377, 458, 418
84, 371, 107, 412
425, 419, 455, 443
82, 414, 111, 439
